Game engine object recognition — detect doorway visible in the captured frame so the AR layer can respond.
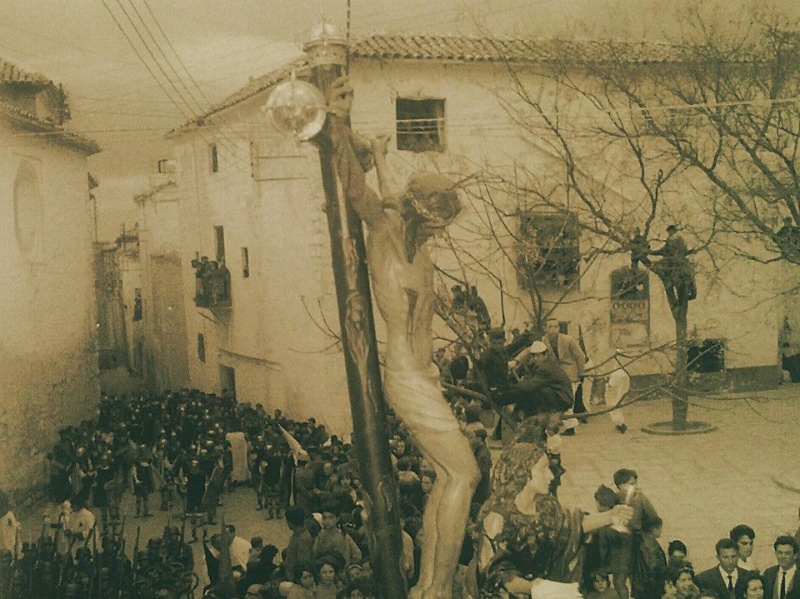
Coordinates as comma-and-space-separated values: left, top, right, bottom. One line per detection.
219, 365, 236, 401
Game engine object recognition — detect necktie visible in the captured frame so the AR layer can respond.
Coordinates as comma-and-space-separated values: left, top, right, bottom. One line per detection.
728, 575, 733, 595
779, 571, 786, 599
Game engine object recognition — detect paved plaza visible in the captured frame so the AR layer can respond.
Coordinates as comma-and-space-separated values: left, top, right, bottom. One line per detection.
15, 385, 800, 596
556, 385, 800, 572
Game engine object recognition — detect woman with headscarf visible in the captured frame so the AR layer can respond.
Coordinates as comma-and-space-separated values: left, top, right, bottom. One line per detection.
470, 416, 633, 598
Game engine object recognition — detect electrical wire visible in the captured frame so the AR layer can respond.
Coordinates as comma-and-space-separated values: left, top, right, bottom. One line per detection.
7, 2, 796, 160
117, 2, 254, 170
100, 0, 251, 175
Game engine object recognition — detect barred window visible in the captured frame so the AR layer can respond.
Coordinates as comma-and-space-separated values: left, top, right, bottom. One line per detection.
396, 98, 445, 153
517, 212, 580, 288
688, 339, 725, 373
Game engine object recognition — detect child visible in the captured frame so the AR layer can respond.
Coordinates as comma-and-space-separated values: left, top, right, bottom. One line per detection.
583, 486, 623, 595
131, 452, 155, 518
586, 569, 622, 599
256, 459, 269, 512
611, 468, 660, 599
667, 540, 688, 572
249, 535, 264, 567
634, 516, 667, 599
312, 505, 362, 568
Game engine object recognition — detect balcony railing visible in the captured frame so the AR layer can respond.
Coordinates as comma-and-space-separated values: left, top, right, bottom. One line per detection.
192, 259, 231, 309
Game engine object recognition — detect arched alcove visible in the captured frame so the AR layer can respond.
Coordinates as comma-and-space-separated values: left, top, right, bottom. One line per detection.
13, 160, 43, 256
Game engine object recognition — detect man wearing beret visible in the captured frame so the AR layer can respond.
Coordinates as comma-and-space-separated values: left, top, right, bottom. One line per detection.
496, 340, 574, 419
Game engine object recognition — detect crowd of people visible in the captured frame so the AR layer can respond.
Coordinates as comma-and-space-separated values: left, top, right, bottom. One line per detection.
191, 257, 232, 308
1, 311, 798, 599
0, 384, 497, 599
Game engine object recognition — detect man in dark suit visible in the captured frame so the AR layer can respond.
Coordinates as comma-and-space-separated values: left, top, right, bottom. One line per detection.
763, 536, 799, 599
695, 538, 748, 599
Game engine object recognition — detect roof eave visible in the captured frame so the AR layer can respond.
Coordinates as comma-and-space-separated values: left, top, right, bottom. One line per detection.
0, 105, 100, 155
167, 58, 311, 138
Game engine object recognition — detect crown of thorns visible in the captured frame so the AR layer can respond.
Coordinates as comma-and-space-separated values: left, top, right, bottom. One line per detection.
402, 172, 474, 225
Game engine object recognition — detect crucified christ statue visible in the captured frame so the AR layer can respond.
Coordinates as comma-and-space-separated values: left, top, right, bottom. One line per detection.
326, 76, 479, 599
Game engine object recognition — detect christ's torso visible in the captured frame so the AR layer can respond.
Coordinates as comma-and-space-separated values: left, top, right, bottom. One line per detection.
367, 211, 435, 373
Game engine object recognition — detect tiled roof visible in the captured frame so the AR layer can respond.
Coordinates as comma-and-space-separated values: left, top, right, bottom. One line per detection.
0, 99, 100, 155
173, 34, 687, 133
0, 57, 97, 153
350, 35, 685, 64
0, 57, 52, 87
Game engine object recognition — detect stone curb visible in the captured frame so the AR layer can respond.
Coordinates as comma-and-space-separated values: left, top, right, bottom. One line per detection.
640, 421, 717, 435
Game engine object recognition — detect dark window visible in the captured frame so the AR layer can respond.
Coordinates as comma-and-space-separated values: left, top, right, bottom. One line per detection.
133, 288, 143, 321
611, 268, 649, 301
688, 339, 724, 373
242, 247, 250, 278
214, 226, 225, 263
396, 98, 445, 152
197, 333, 206, 362
517, 212, 580, 288
210, 143, 219, 173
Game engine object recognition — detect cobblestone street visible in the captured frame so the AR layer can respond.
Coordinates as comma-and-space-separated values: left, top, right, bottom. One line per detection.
16, 385, 800, 596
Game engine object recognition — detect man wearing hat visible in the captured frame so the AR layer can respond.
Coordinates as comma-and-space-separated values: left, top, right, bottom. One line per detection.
496, 340, 574, 420
650, 224, 696, 305
475, 328, 510, 392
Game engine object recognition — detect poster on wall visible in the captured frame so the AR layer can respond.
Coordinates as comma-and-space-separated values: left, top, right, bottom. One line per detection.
610, 268, 650, 350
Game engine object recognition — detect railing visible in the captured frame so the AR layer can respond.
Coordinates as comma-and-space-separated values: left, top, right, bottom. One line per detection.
191, 260, 231, 309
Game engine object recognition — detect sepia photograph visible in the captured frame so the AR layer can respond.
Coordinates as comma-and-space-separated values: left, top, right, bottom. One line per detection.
1, 1, 799, 598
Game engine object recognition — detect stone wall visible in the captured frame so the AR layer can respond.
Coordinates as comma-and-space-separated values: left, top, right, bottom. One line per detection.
0, 130, 99, 501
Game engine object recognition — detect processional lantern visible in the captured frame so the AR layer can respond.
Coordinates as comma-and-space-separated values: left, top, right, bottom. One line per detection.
263, 73, 326, 141
263, 19, 347, 141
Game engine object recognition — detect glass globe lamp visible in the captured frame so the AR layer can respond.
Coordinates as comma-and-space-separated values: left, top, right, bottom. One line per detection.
263, 75, 327, 141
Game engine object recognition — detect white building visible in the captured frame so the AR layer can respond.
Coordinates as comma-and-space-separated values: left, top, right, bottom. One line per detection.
133, 163, 190, 392
167, 35, 784, 436
0, 57, 101, 495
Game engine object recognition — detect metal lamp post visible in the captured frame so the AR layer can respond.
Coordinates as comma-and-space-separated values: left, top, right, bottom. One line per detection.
265, 22, 407, 598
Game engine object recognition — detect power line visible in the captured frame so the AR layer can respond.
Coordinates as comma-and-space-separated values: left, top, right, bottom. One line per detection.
122, 0, 257, 171
118, 0, 205, 114
100, 0, 249, 175
141, 0, 212, 106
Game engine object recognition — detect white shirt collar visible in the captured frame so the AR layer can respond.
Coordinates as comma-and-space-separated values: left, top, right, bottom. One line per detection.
719, 566, 738, 582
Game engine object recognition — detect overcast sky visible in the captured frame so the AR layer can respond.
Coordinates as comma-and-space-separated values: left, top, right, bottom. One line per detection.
3, 0, 799, 240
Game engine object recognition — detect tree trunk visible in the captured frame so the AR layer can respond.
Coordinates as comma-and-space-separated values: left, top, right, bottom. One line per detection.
671, 303, 689, 429
648, 264, 692, 430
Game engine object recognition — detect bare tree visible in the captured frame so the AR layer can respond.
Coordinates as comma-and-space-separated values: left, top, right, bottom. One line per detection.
440, 34, 738, 430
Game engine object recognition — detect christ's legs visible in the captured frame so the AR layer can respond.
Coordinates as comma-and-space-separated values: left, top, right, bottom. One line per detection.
409, 428, 479, 599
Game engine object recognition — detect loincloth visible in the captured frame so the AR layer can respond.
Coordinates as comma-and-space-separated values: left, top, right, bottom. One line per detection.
383, 368, 460, 434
